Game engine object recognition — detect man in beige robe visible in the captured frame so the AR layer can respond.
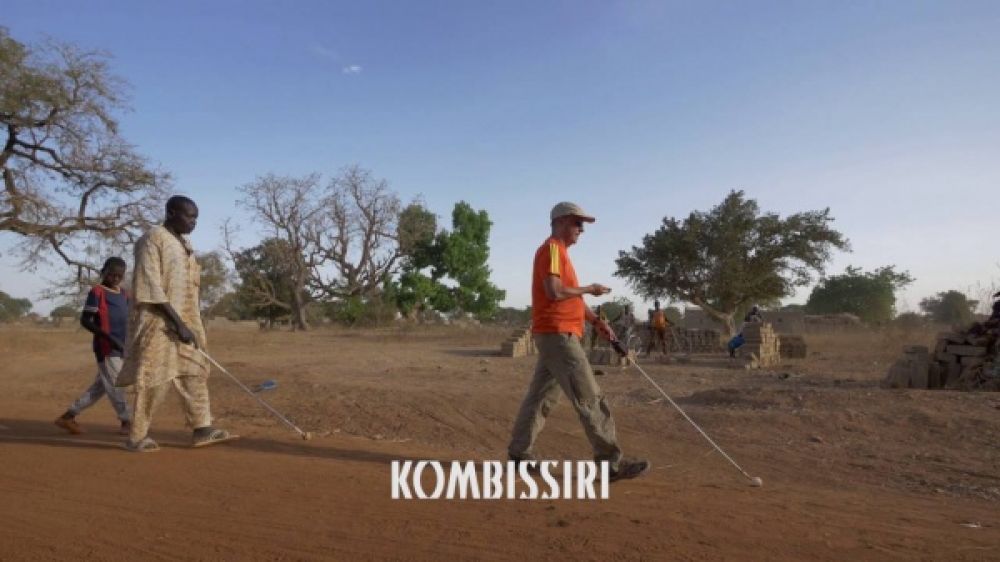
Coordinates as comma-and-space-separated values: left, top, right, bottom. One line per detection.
118, 196, 236, 452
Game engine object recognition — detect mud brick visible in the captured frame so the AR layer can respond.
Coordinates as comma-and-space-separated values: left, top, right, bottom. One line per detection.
909, 359, 929, 389
944, 345, 987, 357
947, 361, 962, 382
937, 361, 951, 386
966, 335, 991, 347
935, 352, 957, 363
938, 332, 965, 344
934, 339, 948, 356
903, 345, 929, 355
961, 356, 985, 367
609, 350, 635, 367
882, 359, 911, 388
500, 342, 524, 357
927, 362, 942, 389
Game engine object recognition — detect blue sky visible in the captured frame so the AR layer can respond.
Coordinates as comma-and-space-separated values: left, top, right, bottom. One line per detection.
3, 1, 999, 314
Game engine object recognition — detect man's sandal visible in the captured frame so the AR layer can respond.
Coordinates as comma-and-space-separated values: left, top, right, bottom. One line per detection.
191, 428, 239, 448
123, 437, 160, 453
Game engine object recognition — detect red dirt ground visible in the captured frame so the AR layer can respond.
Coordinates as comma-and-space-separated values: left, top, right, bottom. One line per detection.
1, 325, 998, 560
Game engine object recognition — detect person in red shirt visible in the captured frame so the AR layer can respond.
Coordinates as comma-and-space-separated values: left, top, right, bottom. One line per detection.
508, 202, 649, 481
54, 257, 132, 435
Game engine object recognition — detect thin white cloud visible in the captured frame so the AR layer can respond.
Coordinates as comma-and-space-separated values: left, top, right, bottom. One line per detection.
310, 43, 339, 60
342, 65, 363, 75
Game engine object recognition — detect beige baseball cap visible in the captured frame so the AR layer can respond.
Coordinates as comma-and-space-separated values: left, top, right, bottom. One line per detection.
550, 202, 596, 223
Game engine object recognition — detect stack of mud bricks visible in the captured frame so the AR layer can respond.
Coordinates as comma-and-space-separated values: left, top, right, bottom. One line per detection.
778, 335, 808, 359
739, 323, 781, 368
931, 332, 996, 390
588, 347, 636, 367
883, 333, 997, 390
671, 329, 722, 353
500, 328, 536, 358
882, 345, 933, 389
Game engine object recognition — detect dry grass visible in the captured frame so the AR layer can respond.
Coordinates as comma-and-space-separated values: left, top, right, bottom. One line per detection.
0, 324, 85, 356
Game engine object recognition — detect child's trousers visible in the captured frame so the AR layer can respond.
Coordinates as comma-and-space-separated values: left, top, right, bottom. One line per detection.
68, 356, 131, 422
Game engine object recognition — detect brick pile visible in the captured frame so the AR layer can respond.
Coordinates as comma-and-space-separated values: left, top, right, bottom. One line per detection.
882, 345, 933, 389
778, 335, 808, 359
635, 324, 722, 353
932, 331, 997, 390
588, 347, 636, 367
500, 328, 536, 358
883, 331, 998, 391
738, 323, 781, 368
671, 329, 722, 353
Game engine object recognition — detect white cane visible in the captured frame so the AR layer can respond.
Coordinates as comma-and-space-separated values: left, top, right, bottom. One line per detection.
610, 340, 763, 487
197, 348, 313, 441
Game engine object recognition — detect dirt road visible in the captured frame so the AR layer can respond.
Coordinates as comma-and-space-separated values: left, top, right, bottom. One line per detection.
1, 325, 997, 560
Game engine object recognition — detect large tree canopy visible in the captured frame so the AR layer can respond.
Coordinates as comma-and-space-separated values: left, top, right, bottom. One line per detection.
615, 190, 848, 333
395, 202, 505, 321
0, 28, 168, 289
231, 237, 303, 326
919, 290, 978, 326
805, 265, 913, 324
0, 289, 32, 322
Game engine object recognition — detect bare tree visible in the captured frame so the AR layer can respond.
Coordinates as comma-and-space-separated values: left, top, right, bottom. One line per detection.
236, 174, 328, 330
0, 28, 169, 292
233, 166, 408, 330
309, 165, 402, 300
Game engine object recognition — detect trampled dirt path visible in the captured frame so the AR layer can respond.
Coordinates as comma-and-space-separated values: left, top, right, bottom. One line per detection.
1, 325, 998, 560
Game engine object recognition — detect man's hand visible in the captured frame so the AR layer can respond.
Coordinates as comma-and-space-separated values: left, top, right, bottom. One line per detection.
175, 322, 197, 347
587, 284, 611, 296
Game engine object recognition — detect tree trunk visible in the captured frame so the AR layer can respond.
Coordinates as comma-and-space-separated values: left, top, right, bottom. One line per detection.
690, 298, 737, 336
291, 288, 309, 331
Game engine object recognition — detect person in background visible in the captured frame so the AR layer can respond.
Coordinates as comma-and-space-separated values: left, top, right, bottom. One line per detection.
728, 305, 763, 358
646, 300, 669, 357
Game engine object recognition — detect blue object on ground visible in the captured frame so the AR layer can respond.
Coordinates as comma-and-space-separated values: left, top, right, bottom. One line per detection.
253, 379, 278, 392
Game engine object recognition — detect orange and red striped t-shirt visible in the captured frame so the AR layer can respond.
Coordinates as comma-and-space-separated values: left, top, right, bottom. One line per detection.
531, 237, 585, 337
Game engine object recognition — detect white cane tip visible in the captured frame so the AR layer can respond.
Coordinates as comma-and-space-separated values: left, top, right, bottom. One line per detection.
302, 432, 313, 441
750, 476, 763, 487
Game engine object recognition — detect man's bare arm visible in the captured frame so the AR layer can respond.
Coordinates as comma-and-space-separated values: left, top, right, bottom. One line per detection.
543, 275, 610, 301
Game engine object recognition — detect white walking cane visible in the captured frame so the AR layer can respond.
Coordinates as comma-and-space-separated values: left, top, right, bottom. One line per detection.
197, 348, 313, 441
610, 340, 762, 487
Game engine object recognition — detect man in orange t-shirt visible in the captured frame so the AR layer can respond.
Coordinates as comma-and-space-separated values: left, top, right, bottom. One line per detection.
508, 202, 649, 482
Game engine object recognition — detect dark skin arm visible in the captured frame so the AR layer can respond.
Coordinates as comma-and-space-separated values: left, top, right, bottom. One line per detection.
80, 312, 125, 352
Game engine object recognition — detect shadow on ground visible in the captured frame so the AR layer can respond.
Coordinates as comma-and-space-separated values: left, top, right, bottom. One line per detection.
0, 417, 419, 465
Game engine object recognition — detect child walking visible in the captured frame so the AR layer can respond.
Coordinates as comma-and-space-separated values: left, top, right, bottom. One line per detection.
55, 257, 133, 435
